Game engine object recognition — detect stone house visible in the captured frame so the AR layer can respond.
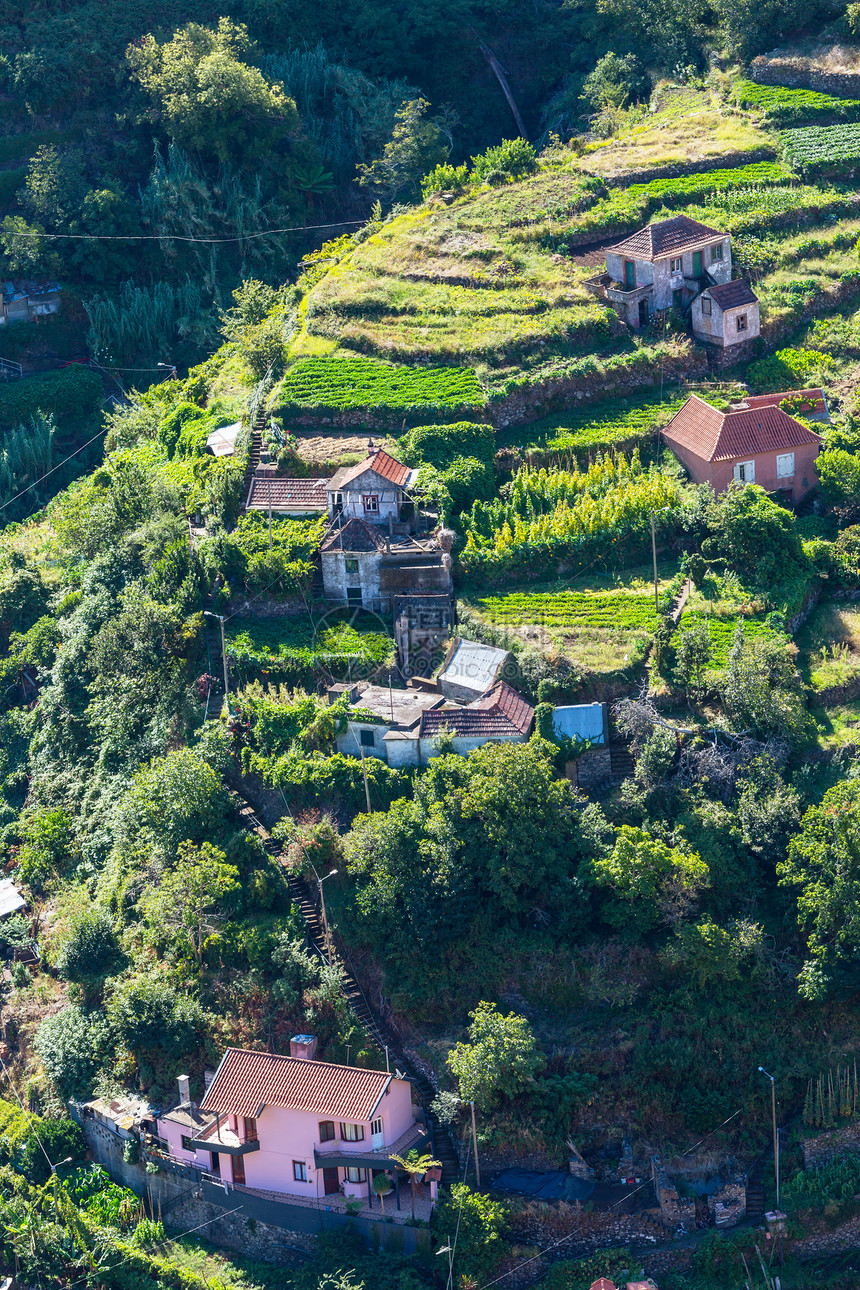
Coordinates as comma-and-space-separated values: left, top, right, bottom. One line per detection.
158, 1037, 428, 1203
661, 393, 821, 501
691, 279, 760, 351
327, 446, 418, 527
603, 215, 732, 328
320, 518, 452, 613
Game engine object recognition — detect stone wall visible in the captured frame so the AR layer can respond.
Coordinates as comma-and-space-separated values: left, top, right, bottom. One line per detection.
571, 748, 612, 793
801, 1122, 860, 1170
750, 47, 860, 96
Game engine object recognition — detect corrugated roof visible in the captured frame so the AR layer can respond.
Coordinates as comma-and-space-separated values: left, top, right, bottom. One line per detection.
608, 215, 726, 262
552, 703, 605, 744
321, 517, 387, 552
206, 422, 242, 457
662, 395, 821, 463
329, 449, 412, 492
419, 682, 534, 739
201, 1048, 393, 1120
438, 639, 510, 696
704, 280, 758, 309
0, 878, 25, 919
246, 475, 329, 511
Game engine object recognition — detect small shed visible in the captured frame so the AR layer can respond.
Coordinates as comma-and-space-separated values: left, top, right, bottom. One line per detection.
438, 638, 512, 702
552, 703, 607, 746
691, 279, 759, 350
0, 879, 25, 920
205, 422, 242, 457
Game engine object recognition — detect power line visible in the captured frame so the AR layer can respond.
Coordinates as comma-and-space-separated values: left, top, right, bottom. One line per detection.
5, 219, 365, 244
0, 419, 112, 513
0, 1050, 58, 1176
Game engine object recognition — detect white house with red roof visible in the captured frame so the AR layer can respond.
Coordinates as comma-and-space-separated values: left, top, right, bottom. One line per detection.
157, 1036, 426, 1204
327, 445, 418, 526
661, 393, 822, 501
604, 215, 734, 328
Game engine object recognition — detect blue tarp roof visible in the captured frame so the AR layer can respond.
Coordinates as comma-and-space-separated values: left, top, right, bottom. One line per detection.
552, 703, 605, 744
491, 1169, 594, 1202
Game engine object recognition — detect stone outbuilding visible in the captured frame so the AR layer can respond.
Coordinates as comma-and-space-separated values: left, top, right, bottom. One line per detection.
604, 215, 732, 327
691, 279, 760, 351
320, 518, 452, 613
661, 393, 821, 502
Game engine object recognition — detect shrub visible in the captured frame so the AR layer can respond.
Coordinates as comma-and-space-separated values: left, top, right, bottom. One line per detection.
18, 1115, 86, 1184
0, 365, 102, 423
55, 908, 120, 991
780, 123, 860, 176
441, 455, 495, 513
400, 420, 495, 469
421, 161, 470, 196
35, 1006, 112, 1100
469, 139, 538, 185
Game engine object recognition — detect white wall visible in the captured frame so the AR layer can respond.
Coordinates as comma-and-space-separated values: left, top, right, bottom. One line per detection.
329, 469, 402, 524
321, 551, 382, 608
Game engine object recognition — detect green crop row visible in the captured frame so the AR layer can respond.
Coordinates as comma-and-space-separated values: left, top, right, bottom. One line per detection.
733, 79, 860, 124
680, 611, 785, 669
226, 614, 395, 676
473, 588, 660, 630
277, 353, 484, 419
511, 391, 688, 457
780, 124, 860, 175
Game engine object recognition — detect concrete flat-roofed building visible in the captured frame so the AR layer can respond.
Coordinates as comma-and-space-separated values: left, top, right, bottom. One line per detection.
604, 215, 732, 328
332, 681, 445, 764
437, 638, 513, 702
661, 393, 821, 501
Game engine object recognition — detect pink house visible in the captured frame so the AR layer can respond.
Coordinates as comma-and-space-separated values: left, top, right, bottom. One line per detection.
156, 1037, 426, 1204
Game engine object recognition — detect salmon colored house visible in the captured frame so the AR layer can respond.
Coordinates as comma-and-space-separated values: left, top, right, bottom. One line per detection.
661, 393, 822, 501
156, 1037, 427, 1204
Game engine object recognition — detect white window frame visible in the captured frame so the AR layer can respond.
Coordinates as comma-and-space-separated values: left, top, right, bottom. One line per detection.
670, 256, 682, 274
733, 460, 755, 484
776, 452, 795, 479
362, 493, 379, 514
345, 1166, 367, 1184
711, 242, 724, 263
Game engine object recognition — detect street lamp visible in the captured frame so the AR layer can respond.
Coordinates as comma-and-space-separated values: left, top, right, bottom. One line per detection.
203, 611, 230, 713
759, 1066, 780, 1207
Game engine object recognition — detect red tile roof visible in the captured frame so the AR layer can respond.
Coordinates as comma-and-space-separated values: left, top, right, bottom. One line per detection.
330, 449, 412, 491
705, 280, 757, 309
742, 388, 827, 417
246, 476, 329, 511
321, 517, 387, 553
662, 394, 821, 464
419, 682, 534, 739
201, 1048, 393, 1120
608, 215, 726, 262
589, 1280, 618, 1290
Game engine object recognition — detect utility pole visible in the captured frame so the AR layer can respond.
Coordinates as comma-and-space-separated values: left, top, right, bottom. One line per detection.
759, 1066, 780, 1207
317, 867, 337, 963
470, 1101, 481, 1189
267, 478, 273, 552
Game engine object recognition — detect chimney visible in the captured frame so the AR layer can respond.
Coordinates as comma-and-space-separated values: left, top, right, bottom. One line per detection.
203, 1070, 216, 1090
367, 436, 376, 455
290, 1034, 318, 1061
177, 1074, 191, 1106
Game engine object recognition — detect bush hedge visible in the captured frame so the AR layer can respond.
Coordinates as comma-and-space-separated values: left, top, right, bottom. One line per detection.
0, 365, 103, 424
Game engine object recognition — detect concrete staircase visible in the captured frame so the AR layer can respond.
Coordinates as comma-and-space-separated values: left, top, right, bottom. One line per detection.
234, 796, 460, 1187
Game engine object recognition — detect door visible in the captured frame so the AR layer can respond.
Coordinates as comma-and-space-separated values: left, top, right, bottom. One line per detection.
638, 299, 649, 327
624, 259, 635, 287
323, 1167, 340, 1195
371, 1117, 384, 1150
673, 288, 682, 308
210, 1152, 220, 1177
692, 250, 703, 277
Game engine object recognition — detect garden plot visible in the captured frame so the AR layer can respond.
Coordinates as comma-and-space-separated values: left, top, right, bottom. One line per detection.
797, 600, 860, 700
225, 613, 395, 684
276, 353, 484, 422
464, 568, 678, 681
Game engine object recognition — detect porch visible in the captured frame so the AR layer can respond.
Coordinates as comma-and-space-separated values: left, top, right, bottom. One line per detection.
229, 1177, 435, 1224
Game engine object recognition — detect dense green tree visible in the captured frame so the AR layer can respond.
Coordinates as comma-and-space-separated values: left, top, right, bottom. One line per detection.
432, 1182, 508, 1282
17, 808, 76, 892
114, 749, 229, 865
35, 1006, 112, 1101
447, 1002, 544, 1112
357, 98, 449, 202
139, 841, 240, 970
581, 52, 649, 111
54, 908, 122, 1000
107, 973, 204, 1068
702, 485, 808, 588
127, 19, 298, 166
594, 825, 708, 934
779, 779, 860, 997
720, 626, 811, 744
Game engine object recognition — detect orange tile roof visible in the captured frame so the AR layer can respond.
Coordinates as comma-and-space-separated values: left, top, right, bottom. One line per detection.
608, 215, 725, 262
201, 1048, 393, 1121
246, 476, 329, 511
419, 682, 534, 739
330, 449, 412, 491
662, 394, 821, 464
589, 1280, 618, 1290
742, 388, 827, 416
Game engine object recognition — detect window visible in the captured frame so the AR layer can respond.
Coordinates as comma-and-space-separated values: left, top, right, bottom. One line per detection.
346, 587, 362, 603
736, 314, 747, 332
243, 1117, 257, 1142
340, 1123, 365, 1141
701, 297, 712, 317
362, 493, 379, 513
371, 1118, 383, 1137
344, 557, 359, 574
232, 1155, 245, 1185
670, 257, 682, 274
360, 728, 375, 748
293, 1161, 308, 1182
346, 1166, 367, 1184
777, 452, 795, 478
733, 460, 755, 484
711, 243, 723, 262
319, 1121, 336, 1142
